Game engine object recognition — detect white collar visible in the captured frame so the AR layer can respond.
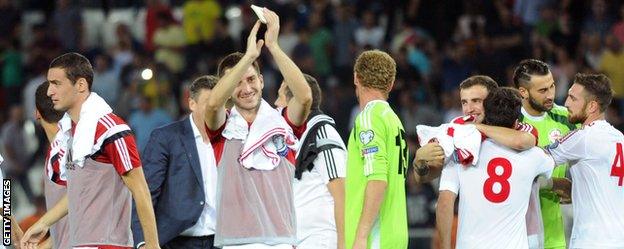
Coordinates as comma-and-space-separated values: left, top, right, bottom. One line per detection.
521, 106, 546, 121
189, 113, 202, 139
363, 99, 389, 111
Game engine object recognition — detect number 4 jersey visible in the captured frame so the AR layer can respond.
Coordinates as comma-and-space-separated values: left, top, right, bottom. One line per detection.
440, 139, 554, 249
546, 120, 624, 248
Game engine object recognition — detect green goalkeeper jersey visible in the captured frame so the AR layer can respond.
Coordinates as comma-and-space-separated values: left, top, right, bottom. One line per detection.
345, 100, 408, 249
521, 104, 577, 249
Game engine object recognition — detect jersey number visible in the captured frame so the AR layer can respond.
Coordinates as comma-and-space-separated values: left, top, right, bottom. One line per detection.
395, 128, 408, 177
483, 158, 512, 203
611, 142, 624, 186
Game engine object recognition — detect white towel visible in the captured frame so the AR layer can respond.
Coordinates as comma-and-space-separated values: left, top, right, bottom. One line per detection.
57, 93, 115, 168
222, 100, 298, 170
46, 131, 68, 182
416, 123, 482, 166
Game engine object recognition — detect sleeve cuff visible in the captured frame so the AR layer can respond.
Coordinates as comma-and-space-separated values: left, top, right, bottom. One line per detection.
136, 241, 146, 248
439, 180, 459, 194
366, 173, 388, 182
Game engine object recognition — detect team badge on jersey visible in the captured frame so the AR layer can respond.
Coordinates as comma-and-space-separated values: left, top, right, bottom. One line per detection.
548, 129, 562, 143
359, 130, 374, 145
272, 135, 289, 157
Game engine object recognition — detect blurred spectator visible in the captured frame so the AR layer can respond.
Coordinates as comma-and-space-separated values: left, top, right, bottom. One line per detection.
279, 18, 300, 57
26, 23, 62, 76
183, 0, 221, 74
514, 0, 553, 27
208, 17, 236, 73
1, 105, 38, 207
441, 43, 473, 93
0, 0, 21, 43
355, 10, 385, 49
332, 3, 358, 84
612, 4, 624, 45
598, 34, 624, 105
399, 92, 442, 135
1, 39, 23, 105
309, 11, 333, 81
153, 12, 186, 76
52, 0, 83, 51
292, 28, 315, 75
583, 33, 604, 70
128, 95, 172, 153
144, 0, 172, 52
111, 23, 140, 68
534, 4, 558, 38
92, 53, 122, 105
552, 48, 577, 103
440, 90, 463, 123
182, 0, 221, 45
582, 0, 614, 39
454, 1, 486, 41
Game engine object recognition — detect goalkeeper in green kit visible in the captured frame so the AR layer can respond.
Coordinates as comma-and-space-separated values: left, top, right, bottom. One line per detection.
513, 59, 576, 249
345, 50, 408, 249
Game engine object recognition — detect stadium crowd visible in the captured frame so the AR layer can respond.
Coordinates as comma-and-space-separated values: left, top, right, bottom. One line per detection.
2, 0, 624, 248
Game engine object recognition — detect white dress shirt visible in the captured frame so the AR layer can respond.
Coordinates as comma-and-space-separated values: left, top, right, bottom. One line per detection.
180, 114, 218, 236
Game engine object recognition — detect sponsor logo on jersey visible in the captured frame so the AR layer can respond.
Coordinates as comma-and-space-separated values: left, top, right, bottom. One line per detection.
362, 146, 379, 155
359, 130, 374, 145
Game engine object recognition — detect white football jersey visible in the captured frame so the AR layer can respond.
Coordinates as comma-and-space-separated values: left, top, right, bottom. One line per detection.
440, 139, 554, 249
294, 116, 347, 248
546, 120, 624, 248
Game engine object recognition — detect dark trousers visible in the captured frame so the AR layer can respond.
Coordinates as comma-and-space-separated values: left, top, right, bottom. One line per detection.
164, 235, 216, 249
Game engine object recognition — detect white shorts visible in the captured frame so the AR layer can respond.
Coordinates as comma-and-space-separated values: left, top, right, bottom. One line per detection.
222, 244, 292, 249
297, 230, 337, 249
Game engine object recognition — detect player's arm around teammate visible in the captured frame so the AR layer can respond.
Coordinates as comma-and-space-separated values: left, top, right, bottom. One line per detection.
413, 143, 445, 184
474, 123, 537, 150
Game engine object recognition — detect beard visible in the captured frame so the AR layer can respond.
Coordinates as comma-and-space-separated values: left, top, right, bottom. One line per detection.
528, 95, 553, 113
568, 103, 589, 124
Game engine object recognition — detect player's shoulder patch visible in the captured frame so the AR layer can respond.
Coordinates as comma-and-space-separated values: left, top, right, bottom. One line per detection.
361, 146, 379, 156
359, 130, 374, 145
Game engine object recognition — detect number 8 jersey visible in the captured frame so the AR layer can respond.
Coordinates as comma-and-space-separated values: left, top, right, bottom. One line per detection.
440, 139, 554, 249
546, 120, 624, 248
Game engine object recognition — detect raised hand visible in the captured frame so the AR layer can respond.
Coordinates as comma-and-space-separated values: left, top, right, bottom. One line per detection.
263, 8, 280, 49
245, 21, 264, 60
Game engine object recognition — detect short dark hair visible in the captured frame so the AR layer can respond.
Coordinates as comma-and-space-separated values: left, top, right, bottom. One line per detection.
35, 81, 64, 123
190, 75, 218, 99
459, 75, 499, 93
49, 52, 94, 91
573, 73, 613, 112
217, 52, 260, 78
284, 74, 322, 111
513, 59, 550, 88
483, 87, 523, 128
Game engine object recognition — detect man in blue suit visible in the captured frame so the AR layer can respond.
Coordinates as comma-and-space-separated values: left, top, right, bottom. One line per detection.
132, 75, 219, 249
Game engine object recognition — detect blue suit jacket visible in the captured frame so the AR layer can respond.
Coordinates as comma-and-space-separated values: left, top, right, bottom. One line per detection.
131, 116, 207, 247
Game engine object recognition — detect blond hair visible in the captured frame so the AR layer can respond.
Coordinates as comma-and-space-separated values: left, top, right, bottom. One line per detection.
354, 50, 397, 94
